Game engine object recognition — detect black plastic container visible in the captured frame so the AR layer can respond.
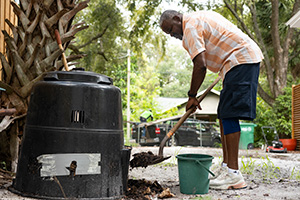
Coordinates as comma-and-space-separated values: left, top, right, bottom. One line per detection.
11, 70, 130, 199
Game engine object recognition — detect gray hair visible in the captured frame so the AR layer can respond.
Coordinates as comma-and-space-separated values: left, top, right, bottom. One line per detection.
159, 10, 182, 27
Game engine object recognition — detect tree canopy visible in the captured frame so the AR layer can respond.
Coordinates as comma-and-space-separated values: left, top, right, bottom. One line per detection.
71, 0, 300, 137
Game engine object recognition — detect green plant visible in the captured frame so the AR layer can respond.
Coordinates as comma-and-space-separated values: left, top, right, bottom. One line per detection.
289, 167, 300, 180
254, 87, 292, 144
156, 146, 183, 167
0, 161, 7, 170
260, 156, 281, 181
240, 156, 256, 175
170, 146, 183, 164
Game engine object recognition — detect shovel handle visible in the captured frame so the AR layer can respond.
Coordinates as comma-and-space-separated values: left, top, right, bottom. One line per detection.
55, 30, 69, 71
158, 76, 221, 156
55, 29, 62, 45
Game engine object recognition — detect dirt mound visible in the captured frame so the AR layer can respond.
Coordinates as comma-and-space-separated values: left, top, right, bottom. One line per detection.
129, 151, 170, 168
125, 179, 174, 200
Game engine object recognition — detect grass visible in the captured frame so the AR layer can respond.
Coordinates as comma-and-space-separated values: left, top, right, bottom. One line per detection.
240, 156, 256, 175
239, 155, 300, 183
289, 167, 300, 180
260, 155, 281, 180
240, 155, 279, 179
155, 146, 184, 168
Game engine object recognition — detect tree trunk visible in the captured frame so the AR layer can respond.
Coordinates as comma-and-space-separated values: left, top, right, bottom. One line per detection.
0, 0, 89, 171
225, 0, 299, 107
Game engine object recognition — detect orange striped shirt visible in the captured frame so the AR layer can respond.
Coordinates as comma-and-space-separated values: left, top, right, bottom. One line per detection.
182, 11, 264, 79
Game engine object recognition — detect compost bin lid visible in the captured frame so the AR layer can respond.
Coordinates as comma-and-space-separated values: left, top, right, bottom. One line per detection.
44, 68, 113, 84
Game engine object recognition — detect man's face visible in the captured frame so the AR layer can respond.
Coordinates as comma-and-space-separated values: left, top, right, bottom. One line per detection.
161, 18, 183, 40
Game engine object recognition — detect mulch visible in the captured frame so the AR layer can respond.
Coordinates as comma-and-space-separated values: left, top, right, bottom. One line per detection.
124, 179, 175, 200
0, 168, 14, 188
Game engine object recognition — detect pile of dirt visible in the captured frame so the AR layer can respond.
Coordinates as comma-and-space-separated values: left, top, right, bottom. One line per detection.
125, 179, 174, 200
129, 151, 170, 168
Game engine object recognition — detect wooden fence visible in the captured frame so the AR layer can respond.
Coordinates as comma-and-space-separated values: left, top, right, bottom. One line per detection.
292, 84, 300, 150
0, 0, 18, 79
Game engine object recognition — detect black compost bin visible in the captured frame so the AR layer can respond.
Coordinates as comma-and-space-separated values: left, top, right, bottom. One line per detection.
11, 69, 131, 199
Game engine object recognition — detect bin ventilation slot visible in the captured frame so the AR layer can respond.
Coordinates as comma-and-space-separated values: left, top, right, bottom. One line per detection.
71, 110, 84, 123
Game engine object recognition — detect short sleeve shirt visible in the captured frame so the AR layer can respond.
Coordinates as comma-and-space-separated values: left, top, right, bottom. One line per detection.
182, 11, 264, 79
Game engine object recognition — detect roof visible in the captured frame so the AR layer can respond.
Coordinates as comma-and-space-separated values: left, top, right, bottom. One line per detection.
136, 89, 220, 127
155, 89, 220, 113
286, 10, 300, 28
155, 97, 187, 113
137, 114, 183, 128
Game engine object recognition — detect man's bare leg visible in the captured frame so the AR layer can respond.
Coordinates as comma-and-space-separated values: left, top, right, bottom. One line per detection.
225, 131, 241, 170
210, 130, 247, 190
219, 120, 228, 164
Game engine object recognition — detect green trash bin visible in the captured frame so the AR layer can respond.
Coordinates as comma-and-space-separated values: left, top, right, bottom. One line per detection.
239, 123, 256, 149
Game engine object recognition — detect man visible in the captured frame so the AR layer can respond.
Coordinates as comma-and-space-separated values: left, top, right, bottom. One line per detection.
159, 10, 263, 190
140, 109, 153, 137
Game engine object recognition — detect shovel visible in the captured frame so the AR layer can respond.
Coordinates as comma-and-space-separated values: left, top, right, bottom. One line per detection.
55, 29, 69, 71
130, 76, 221, 168
159, 76, 221, 156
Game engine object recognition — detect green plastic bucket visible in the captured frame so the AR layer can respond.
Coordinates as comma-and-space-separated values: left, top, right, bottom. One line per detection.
176, 154, 214, 194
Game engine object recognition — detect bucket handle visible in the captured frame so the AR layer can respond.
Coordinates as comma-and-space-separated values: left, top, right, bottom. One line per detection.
195, 160, 215, 177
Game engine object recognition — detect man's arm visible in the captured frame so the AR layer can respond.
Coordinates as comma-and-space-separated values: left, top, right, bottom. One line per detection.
186, 52, 207, 111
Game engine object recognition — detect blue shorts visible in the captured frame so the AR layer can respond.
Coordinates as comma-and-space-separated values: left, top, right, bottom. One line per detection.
222, 118, 240, 135
217, 63, 260, 120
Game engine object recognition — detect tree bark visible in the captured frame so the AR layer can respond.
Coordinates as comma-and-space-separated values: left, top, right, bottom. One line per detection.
0, 0, 89, 171
225, 0, 299, 107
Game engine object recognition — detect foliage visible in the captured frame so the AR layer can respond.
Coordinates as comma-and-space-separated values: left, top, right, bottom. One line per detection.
240, 155, 281, 180
289, 167, 300, 180
72, 0, 129, 73
156, 43, 222, 98
127, 52, 180, 122
71, 0, 300, 144
156, 44, 193, 97
129, 65, 161, 121
254, 86, 292, 145
260, 156, 281, 181
240, 156, 257, 175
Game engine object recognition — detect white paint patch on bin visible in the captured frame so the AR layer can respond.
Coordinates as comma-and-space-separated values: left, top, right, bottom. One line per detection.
37, 153, 101, 177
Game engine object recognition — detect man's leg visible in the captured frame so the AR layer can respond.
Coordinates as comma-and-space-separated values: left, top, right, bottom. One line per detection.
220, 120, 228, 164
225, 131, 240, 170
209, 120, 228, 180
221, 118, 240, 169
210, 119, 246, 190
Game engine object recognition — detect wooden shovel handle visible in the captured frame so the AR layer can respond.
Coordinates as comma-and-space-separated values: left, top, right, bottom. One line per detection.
54, 30, 69, 71
158, 76, 221, 156
55, 29, 62, 45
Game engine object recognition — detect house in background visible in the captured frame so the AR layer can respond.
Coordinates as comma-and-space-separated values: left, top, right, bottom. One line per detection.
155, 89, 220, 122
286, 10, 300, 28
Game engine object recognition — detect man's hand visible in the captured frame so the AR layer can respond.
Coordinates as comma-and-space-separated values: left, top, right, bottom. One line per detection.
186, 97, 201, 112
